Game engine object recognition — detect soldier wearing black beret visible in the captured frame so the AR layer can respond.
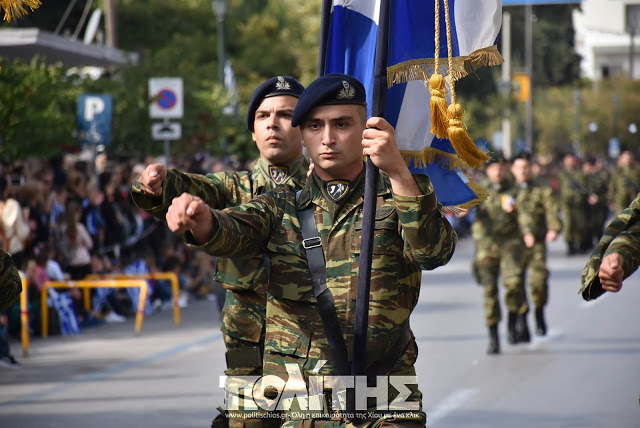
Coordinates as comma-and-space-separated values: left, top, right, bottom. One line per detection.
133, 75, 309, 427
160, 73, 456, 425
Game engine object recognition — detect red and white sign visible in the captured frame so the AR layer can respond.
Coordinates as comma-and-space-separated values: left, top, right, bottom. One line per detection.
149, 78, 183, 119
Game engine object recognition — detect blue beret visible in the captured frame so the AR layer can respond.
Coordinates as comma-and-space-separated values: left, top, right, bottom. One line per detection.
247, 76, 305, 131
291, 73, 367, 128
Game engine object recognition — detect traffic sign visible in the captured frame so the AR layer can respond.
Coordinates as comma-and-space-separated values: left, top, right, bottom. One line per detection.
77, 94, 112, 146
152, 122, 182, 141
149, 78, 183, 119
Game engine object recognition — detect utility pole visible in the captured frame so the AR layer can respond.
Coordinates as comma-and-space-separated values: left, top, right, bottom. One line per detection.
524, 4, 534, 153
104, 0, 117, 48
501, 11, 512, 159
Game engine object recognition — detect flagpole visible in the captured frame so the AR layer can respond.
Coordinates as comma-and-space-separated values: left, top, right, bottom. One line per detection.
352, 0, 390, 377
318, 0, 332, 76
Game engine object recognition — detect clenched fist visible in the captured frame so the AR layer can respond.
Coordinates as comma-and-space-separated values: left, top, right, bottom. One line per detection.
166, 193, 216, 244
137, 163, 168, 197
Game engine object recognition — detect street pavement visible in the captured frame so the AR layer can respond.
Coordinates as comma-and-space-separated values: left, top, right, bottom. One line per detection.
1, 236, 639, 427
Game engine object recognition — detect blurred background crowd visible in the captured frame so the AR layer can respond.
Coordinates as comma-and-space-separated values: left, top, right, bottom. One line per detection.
0, 146, 638, 340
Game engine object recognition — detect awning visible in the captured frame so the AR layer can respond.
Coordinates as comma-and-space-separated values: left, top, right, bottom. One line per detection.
0, 28, 138, 68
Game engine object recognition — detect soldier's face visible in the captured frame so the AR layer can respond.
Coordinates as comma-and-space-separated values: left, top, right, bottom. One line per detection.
301, 104, 367, 181
252, 95, 303, 165
486, 163, 505, 184
511, 159, 531, 183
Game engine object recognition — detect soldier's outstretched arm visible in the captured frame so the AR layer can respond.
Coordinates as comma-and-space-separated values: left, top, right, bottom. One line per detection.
166, 193, 217, 244
132, 165, 230, 219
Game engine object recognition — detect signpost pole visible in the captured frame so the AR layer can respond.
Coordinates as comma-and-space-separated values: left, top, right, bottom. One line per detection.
163, 118, 170, 166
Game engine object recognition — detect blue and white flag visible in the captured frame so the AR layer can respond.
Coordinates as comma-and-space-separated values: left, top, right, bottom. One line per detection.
322, 0, 502, 208
48, 289, 80, 336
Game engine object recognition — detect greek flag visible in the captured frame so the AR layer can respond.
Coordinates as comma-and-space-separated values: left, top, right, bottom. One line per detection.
122, 259, 153, 315
322, 0, 502, 208
47, 289, 80, 335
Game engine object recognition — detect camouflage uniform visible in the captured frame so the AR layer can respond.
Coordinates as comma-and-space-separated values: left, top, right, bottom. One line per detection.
581, 193, 640, 300
132, 158, 308, 427
584, 169, 608, 248
186, 169, 456, 426
0, 250, 22, 312
557, 168, 588, 254
472, 178, 530, 327
515, 179, 562, 310
607, 166, 640, 215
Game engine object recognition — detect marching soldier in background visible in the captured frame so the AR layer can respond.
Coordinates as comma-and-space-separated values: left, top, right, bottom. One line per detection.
133, 76, 308, 427
582, 156, 609, 251
581, 193, 640, 300
157, 73, 457, 426
607, 150, 640, 215
557, 152, 589, 255
511, 153, 562, 337
472, 156, 531, 355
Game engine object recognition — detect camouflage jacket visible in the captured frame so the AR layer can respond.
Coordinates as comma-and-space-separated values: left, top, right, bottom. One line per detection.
558, 169, 588, 208
0, 250, 22, 312
515, 179, 562, 241
580, 193, 640, 300
472, 178, 530, 242
187, 170, 457, 376
608, 166, 640, 214
131, 158, 309, 342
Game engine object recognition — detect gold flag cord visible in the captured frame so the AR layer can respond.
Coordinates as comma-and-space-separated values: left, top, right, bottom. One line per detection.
1, 0, 42, 22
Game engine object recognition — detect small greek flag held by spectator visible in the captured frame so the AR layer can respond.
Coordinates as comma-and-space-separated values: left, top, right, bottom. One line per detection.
48, 289, 80, 335
123, 259, 153, 315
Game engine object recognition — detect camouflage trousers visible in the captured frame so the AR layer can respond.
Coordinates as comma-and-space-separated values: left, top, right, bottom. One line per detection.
562, 205, 587, 244
222, 288, 270, 428
522, 241, 549, 308
475, 238, 528, 326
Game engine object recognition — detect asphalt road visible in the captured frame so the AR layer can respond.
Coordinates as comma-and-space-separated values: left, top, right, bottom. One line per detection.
1, 236, 638, 428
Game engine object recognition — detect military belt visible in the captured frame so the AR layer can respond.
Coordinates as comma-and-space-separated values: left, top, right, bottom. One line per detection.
297, 193, 350, 375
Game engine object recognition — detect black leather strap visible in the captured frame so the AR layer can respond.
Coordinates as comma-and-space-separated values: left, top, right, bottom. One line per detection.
297, 193, 349, 375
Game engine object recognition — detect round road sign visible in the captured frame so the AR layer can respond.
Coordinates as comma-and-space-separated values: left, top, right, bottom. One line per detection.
157, 89, 177, 110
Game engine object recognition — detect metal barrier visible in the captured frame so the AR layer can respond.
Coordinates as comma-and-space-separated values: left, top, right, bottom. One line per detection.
18, 272, 28, 357
41, 279, 149, 337
84, 272, 181, 326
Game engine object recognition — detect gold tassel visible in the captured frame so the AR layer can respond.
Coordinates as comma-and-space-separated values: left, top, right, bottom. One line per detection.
447, 103, 490, 169
429, 73, 449, 139
443, 0, 489, 170
1, 0, 42, 22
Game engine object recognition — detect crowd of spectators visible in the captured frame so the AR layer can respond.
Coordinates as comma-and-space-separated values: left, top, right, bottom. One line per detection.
0, 148, 236, 345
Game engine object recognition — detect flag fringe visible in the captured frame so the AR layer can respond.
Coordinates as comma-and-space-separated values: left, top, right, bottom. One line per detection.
387, 45, 504, 87
401, 147, 467, 171
441, 176, 489, 213
1, 0, 42, 22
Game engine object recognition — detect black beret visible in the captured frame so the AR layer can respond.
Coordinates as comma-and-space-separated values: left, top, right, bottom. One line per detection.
291, 73, 367, 128
247, 76, 305, 131
486, 154, 508, 167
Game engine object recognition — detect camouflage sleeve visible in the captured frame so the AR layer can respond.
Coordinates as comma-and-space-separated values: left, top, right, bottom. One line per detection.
603, 220, 640, 281
543, 185, 563, 233
188, 192, 280, 259
0, 250, 22, 312
131, 169, 229, 219
393, 174, 457, 270
517, 198, 536, 237
580, 194, 640, 300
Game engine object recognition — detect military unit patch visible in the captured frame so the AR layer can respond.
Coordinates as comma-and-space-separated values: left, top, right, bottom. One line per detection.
326, 180, 349, 202
337, 80, 356, 100
269, 165, 289, 184
275, 76, 291, 91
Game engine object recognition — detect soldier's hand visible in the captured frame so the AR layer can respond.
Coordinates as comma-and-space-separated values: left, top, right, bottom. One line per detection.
523, 233, 535, 248
362, 117, 404, 177
166, 193, 216, 244
546, 230, 558, 242
307, 160, 314, 178
363, 117, 421, 196
138, 163, 167, 197
599, 253, 624, 292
